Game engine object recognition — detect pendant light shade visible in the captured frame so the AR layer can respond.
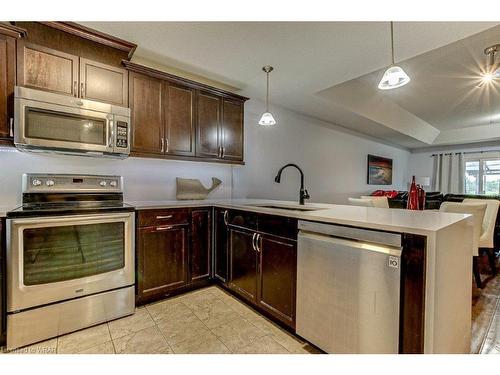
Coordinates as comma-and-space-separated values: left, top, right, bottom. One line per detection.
378, 66, 411, 90
258, 112, 276, 126
259, 66, 276, 126
378, 22, 410, 90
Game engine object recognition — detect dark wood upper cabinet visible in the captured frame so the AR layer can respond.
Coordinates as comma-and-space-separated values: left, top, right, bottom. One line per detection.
0, 28, 19, 140
257, 234, 297, 328
214, 208, 229, 283
190, 209, 212, 282
129, 72, 163, 155
79, 58, 128, 106
164, 83, 195, 156
137, 224, 188, 304
228, 227, 258, 303
17, 42, 79, 97
221, 98, 244, 161
196, 91, 221, 159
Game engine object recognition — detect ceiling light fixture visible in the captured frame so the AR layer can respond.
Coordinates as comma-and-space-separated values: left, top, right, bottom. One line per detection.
378, 22, 410, 90
479, 44, 500, 86
258, 66, 276, 126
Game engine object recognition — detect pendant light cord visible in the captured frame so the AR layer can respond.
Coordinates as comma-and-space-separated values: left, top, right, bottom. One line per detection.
390, 21, 395, 65
266, 71, 270, 112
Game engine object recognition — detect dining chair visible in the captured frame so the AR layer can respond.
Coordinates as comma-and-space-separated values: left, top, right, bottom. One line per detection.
439, 201, 487, 288
360, 196, 390, 208
348, 198, 375, 207
463, 198, 499, 276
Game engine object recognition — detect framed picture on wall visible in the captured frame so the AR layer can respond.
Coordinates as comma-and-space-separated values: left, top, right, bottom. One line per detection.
367, 155, 393, 185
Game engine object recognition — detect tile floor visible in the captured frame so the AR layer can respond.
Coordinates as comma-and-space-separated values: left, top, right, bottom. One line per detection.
6, 286, 320, 354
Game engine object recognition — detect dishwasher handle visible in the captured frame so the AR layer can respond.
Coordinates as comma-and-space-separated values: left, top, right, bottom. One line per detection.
298, 230, 402, 257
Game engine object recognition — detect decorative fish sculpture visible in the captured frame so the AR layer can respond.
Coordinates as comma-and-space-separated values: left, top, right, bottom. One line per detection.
176, 177, 222, 200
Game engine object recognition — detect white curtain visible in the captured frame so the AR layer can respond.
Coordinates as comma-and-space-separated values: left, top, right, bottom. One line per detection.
431, 153, 465, 194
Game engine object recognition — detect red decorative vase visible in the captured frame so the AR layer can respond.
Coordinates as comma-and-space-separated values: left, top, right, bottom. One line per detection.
407, 176, 419, 210
417, 185, 425, 210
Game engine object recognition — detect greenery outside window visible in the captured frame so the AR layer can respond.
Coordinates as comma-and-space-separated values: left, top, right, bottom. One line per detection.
465, 157, 500, 195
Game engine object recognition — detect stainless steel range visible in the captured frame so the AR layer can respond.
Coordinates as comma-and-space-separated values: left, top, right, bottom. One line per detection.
6, 174, 135, 349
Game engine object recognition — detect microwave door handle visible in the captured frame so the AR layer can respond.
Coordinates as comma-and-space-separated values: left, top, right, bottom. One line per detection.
108, 119, 114, 149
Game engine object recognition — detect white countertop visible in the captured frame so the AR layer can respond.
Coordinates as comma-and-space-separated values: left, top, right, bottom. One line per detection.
0, 205, 16, 218
128, 198, 470, 235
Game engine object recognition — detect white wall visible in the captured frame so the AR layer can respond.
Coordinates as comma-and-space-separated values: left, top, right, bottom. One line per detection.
0, 148, 232, 207
232, 100, 411, 204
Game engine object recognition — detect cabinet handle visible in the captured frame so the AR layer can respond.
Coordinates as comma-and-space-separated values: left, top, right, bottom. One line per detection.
156, 215, 173, 219
73, 81, 78, 97
252, 233, 257, 252
156, 225, 173, 231
223, 210, 228, 226
80, 82, 85, 98
165, 138, 169, 153
255, 234, 262, 253
217, 146, 222, 158
161, 138, 165, 153
221, 147, 225, 158
9, 118, 14, 137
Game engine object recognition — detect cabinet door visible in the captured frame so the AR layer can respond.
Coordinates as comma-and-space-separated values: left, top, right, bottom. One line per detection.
229, 227, 258, 303
79, 58, 128, 106
0, 34, 16, 139
137, 225, 188, 303
164, 83, 195, 156
129, 72, 164, 155
0, 219, 5, 346
221, 98, 244, 161
214, 209, 229, 282
257, 234, 297, 328
190, 208, 211, 282
17, 42, 79, 97
196, 91, 221, 158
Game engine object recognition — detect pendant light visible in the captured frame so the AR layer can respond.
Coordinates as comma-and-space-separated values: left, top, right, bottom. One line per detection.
378, 22, 410, 90
478, 44, 500, 86
258, 66, 277, 126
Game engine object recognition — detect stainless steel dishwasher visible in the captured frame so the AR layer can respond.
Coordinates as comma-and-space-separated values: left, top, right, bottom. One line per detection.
296, 221, 402, 354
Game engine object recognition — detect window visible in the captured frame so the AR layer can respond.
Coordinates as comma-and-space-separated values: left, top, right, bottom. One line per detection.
465, 157, 500, 195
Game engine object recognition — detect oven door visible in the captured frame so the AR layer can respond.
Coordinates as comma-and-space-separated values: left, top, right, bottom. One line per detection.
15, 97, 114, 154
7, 212, 134, 312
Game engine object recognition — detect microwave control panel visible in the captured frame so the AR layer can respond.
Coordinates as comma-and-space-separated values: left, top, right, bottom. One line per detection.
116, 121, 129, 149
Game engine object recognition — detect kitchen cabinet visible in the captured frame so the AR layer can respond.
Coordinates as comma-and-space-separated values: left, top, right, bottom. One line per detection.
137, 223, 189, 304
221, 98, 244, 161
196, 91, 221, 159
228, 227, 258, 303
129, 72, 163, 155
79, 58, 128, 106
190, 208, 212, 283
196, 93, 245, 162
17, 42, 128, 106
124, 61, 247, 164
136, 208, 212, 304
224, 210, 298, 328
129, 72, 196, 158
0, 24, 25, 141
214, 208, 229, 282
257, 234, 297, 327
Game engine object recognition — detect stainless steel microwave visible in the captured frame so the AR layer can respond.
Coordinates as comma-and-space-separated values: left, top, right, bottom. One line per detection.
14, 86, 131, 158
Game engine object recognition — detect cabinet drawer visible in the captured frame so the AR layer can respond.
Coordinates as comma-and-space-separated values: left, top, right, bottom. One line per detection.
258, 214, 298, 240
138, 208, 189, 228
227, 209, 257, 230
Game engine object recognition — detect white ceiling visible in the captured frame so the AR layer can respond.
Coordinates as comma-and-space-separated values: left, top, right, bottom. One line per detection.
83, 21, 500, 149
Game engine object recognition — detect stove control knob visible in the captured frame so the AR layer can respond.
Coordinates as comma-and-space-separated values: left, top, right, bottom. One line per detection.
110, 181, 117, 187
46, 180, 55, 187
99, 181, 107, 187
32, 179, 42, 186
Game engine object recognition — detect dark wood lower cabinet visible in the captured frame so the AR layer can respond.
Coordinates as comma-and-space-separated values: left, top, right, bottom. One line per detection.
228, 227, 258, 303
0, 218, 5, 347
257, 234, 297, 327
136, 224, 188, 304
214, 208, 229, 282
190, 208, 211, 283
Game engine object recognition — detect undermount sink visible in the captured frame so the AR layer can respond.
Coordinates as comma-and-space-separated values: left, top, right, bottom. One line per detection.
250, 204, 324, 212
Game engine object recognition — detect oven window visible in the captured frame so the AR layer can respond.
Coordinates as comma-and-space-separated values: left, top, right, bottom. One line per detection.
25, 107, 107, 146
22, 222, 125, 285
